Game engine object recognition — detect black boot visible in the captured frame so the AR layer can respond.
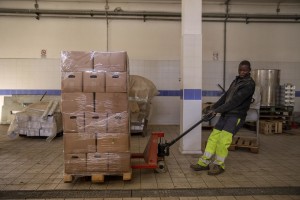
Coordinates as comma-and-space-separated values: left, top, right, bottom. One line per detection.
190, 164, 209, 171
207, 164, 224, 175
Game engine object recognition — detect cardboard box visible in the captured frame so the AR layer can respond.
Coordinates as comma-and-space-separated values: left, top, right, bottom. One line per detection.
62, 112, 84, 133
17, 122, 27, 128
106, 72, 127, 93
61, 93, 94, 113
15, 112, 30, 122
61, 72, 83, 92
94, 51, 127, 72
63, 132, 96, 153
95, 93, 128, 113
108, 152, 131, 172
40, 121, 54, 129
40, 128, 54, 137
27, 121, 41, 129
27, 128, 40, 136
83, 71, 105, 93
97, 133, 129, 153
107, 112, 129, 133
64, 153, 87, 173
18, 128, 28, 136
61, 51, 93, 72
85, 112, 107, 133
86, 153, 108, 172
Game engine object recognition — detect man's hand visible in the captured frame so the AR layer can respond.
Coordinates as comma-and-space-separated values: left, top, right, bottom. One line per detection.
202, 110, 216, 122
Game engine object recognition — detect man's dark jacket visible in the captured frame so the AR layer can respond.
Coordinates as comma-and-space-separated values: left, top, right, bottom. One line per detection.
212, 74, 255, 119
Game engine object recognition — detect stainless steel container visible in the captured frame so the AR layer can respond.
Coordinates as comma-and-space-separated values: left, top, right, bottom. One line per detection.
251, 69, 280, 106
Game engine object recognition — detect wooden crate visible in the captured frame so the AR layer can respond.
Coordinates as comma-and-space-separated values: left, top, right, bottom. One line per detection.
259, 120, 283, 134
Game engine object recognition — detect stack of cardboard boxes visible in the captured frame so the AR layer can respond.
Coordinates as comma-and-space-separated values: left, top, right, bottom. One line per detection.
8, 101, 62, 140
61, 51, 130, 178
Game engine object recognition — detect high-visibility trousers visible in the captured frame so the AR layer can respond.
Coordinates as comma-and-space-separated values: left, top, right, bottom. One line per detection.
197, 116, 245, 169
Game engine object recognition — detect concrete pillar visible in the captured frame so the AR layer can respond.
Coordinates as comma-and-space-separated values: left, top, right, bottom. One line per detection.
179, 0, 203, 154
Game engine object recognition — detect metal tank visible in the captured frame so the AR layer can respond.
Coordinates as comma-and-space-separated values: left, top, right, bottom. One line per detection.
251, 69, 280, 106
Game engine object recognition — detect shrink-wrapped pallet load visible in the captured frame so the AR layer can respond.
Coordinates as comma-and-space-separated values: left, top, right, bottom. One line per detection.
61, 51, 131, 183
129, 75, 159, 136
7, 101, 62, 141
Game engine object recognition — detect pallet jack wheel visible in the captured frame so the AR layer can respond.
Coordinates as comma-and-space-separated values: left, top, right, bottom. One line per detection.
154, 160, 167, 173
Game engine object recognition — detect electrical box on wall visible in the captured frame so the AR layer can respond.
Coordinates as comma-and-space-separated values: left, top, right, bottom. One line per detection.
213, 51, 218, 61
41, 49, 47, 58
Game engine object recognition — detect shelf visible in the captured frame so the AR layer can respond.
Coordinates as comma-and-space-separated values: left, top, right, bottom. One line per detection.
259, 106, 294, 130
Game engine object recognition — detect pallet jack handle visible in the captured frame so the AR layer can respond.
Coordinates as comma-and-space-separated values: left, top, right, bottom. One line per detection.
158, 112, 215, 157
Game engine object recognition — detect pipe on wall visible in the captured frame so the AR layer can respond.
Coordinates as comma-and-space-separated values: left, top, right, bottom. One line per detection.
223, 0, 230, 89
0, 8, 299, 23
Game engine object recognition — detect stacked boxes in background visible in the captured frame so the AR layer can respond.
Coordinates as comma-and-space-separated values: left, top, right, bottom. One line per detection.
7, 101, 62, 140
61, 51, 130, 176
279, 83, 295, 107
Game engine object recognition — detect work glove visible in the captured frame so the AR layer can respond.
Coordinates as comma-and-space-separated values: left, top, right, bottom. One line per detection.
202, 110, 216, 122
202, 105, 213, 114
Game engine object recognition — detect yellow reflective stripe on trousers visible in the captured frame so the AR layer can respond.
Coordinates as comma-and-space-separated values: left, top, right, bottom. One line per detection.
198, 151, 213, 166
213, 155, 226, 167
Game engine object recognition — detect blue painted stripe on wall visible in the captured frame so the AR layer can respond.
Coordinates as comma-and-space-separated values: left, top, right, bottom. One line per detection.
0, 90, 61, 95
183, 89, 202, 100
0, 89, 299, 97
158, 90, 221, 98
202, 90, 224, 97
158, 90, 181, 97
159, 89, 202, 100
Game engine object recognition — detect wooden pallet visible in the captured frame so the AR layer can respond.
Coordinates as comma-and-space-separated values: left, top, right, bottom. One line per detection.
229, 136, 259, 153
259, 120, 283, 134
63, 169, 132, 183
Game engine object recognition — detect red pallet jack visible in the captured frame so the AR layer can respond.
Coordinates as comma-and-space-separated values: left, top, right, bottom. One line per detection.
131, 113, 214, 173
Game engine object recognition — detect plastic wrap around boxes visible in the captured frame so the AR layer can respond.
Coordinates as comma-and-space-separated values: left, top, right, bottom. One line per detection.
7, 101, 62, 141
129, 75, 159, 135
61, 51, 131, 175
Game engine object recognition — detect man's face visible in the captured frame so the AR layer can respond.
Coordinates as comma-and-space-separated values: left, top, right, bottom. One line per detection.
238, 65, 250, 78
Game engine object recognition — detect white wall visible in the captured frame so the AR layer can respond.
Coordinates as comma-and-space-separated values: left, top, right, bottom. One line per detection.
0, 1, 300, 124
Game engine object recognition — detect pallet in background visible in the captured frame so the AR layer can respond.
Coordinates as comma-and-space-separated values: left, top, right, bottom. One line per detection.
259, 120, 282, 134
229, 136, 259, 153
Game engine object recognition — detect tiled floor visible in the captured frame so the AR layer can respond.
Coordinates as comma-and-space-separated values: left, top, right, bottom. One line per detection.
0, 124, 300, 200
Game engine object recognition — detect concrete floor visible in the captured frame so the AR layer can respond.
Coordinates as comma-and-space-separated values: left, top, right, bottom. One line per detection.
0, 124, 299, 200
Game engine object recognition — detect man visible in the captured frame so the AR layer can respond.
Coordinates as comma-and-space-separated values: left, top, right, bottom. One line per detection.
190, 60, 255, 175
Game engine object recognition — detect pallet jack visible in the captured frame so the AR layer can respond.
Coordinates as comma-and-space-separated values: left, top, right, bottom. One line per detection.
131, 113, 215, 173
